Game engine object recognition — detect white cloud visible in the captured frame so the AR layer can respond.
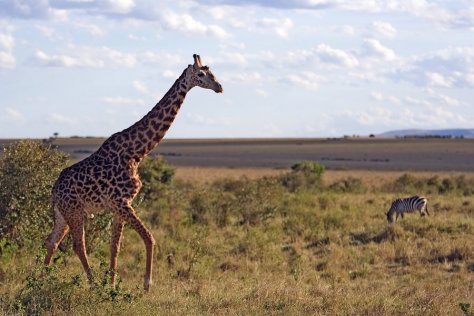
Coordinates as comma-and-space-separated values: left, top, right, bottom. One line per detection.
162, 70, 179, 79
370, 91, 402, 104
185, 112, 217, 126
47, 113, 74, 125
132, 80, 149, 94
280, 71, 325, 90
393, 46, 474, 88
256, 17, 293, 38
387, 96, 401, 104
207, 24, 230, 39
315, 43, 359, 67
4, 107, 25, 123
371, 21, 397, 38
141, 51, 183, 67
0, 51, 16, 69
0, 21, 14, 33
0, 33, 14, 50
32, 49, 102, 67
224, 71, 261, 83
336, 101, 468, 130
255, 88, 268, 97
30, 46, 177, 68
426, 72, 453, 87
102, 96, 145, 105
405, 96, 432, 107
362, 38, 396, 61
333, 25, 356, 35
74, 22, 106, 36
426, 89, 460, 106
106, 0, 136, 13
159, 10, 230, 39
35, 25, 59, 39
371, 91, 383, 101
0, 24, 15, 69
0, 0, 67, 20
207, 0, 474, 30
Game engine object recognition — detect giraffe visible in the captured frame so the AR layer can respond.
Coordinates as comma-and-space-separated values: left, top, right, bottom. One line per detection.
43, 54, 223, 291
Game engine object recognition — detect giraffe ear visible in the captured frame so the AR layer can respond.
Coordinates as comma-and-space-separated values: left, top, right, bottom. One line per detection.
193, 54, 202, 69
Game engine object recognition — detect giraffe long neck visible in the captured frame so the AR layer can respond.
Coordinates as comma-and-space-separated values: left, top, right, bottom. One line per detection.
98, 69, 192, 163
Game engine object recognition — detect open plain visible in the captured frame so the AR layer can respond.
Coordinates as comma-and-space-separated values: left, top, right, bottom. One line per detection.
0, 137, 473, 315
2, 137, 473, 171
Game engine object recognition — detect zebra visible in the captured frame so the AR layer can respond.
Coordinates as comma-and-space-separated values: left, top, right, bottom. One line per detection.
386, 196, 429, 223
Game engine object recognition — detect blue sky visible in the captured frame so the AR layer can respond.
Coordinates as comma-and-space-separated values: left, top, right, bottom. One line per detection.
1, 0, 473, 138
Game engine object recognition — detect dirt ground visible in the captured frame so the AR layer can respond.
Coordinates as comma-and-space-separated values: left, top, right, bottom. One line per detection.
1, 137, 473, 171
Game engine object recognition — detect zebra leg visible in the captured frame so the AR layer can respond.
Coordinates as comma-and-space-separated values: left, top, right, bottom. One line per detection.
400, 213, 404, 219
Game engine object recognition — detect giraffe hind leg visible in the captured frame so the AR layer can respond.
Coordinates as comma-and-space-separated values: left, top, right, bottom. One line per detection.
68, 212, 94, 283
44, 207, 70, 266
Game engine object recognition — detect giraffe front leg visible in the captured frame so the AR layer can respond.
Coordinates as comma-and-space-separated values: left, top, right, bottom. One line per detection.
114, 202, 155, 291
110, 215, 125, 287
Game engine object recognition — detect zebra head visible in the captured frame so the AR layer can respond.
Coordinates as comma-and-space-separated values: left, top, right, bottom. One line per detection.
386, 202, 396, 223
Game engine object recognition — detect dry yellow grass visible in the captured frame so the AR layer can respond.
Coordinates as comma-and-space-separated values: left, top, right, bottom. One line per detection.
1, 166, 473, 315
175, 166, 474, 187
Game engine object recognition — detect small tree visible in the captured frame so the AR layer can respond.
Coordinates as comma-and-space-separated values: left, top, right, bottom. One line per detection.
0, 140, 69, 248
137, 155, 175, 204
280, 161, 325, 192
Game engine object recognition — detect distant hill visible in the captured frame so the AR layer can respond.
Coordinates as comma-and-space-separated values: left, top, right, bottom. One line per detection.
378, 129, 474, 138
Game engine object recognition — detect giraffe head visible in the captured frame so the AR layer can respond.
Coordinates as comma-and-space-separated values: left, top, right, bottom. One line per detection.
186, 54, 223, 93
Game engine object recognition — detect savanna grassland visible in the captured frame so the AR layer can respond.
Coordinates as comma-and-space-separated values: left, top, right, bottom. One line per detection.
0, 139, 473, 315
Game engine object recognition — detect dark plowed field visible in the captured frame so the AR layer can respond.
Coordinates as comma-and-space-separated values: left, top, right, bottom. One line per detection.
1, 137, 473, 171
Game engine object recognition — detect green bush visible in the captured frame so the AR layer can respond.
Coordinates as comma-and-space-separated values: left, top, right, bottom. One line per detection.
0, 140, 69, 248
136, 155, 175, 205
290, 160, 325, 177
204, 176, 284, 226
385, 173, 474, 195
329, 176, 364, 193
280, 161, 325, 192
5, 263, 137, 315
390, 173, 418, 193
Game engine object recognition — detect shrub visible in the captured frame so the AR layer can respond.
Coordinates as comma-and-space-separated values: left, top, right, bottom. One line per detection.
0, 140, 69, 248
188, 191, 211, 224
137, 155, 175, 204
209, 176, 284, 226
390, 173, 418, 192
329, 177, 364, 193
6, 263, 137, 315
280, 161, 325, 192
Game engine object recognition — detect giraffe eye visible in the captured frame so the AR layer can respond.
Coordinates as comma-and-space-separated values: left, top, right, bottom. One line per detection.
197, 72, 205, 77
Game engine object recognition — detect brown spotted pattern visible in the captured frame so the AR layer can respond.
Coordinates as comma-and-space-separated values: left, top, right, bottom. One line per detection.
43, 54, 223, 291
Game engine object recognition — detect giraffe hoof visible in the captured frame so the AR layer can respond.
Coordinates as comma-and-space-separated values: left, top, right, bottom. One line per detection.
144, 278, 152, 292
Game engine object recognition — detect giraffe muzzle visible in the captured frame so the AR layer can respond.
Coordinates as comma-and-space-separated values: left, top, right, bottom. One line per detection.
214, 83, 224, 93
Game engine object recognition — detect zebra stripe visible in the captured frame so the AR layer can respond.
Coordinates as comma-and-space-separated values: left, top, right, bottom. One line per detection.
386, 196, 429, 223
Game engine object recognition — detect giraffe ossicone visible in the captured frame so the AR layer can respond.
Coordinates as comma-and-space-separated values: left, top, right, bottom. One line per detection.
43, 54, 223, 291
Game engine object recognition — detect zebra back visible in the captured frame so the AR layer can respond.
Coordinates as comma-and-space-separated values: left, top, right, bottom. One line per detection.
391, 196, 426, 213
387, 196, 428, 222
